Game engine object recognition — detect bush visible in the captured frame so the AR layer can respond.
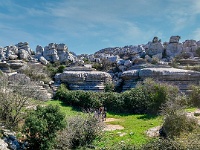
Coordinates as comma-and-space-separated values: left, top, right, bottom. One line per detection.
196, 47, 200, 57
140, 138, 184, 150
104, 82, 115, 92
56, 79, 178, 114
188, 85, 200, 107
161, 95, 198, 138
23, 105, 65, 150
55, 79, 179, 114
55, 115, 103, 149
162, 111, 197, 138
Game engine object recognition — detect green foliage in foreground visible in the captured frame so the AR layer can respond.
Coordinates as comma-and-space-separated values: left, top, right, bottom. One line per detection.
93, 113, 162, 149
45, 100, 162, 149
23, 105, 65, 150
55, 78, 179, 114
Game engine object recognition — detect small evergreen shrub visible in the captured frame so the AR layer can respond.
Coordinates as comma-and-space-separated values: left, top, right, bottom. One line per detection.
55, 115, 103, 149
188, 85, 200, 107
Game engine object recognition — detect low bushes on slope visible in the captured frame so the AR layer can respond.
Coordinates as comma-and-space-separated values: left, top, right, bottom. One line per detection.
55, 78, 179, 114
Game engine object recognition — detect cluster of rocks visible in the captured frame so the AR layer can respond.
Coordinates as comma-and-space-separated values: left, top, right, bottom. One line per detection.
35, 43, 76, 65
0, 36, 200, 93
0, 42, 34, 61
0, 127, 27, 150
92, 36, 200, 66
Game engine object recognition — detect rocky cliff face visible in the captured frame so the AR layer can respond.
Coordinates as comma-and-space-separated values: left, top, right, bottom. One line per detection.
55, 67, 112, 92
121, 66, 200, 92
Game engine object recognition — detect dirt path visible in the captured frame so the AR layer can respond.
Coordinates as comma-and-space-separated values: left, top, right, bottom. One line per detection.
103, 118, 124, 131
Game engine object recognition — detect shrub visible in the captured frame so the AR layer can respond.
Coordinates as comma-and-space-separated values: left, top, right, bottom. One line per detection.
161, 95, 198, 138
162, 111, 197, 138
55, 115, 103, 149
55, 79, 179, 114
196, 47, 200, 57
140, 138, 184, 150
188, 85, 200, 107
23, 105, 65, 150
136, 78, 179, 114
104, 82, 115, 92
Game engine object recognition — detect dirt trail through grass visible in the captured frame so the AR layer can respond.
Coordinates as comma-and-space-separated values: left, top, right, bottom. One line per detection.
103, 118, 124, 131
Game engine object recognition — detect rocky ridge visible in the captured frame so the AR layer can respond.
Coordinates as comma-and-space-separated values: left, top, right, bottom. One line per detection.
0, 36, 200, 93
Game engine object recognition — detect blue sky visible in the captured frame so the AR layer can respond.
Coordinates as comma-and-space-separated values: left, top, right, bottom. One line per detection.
1, 0, 200, 54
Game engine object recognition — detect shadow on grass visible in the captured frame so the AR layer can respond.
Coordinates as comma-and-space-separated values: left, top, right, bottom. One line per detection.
107, 111, 159, 120
137, 114, 158, 120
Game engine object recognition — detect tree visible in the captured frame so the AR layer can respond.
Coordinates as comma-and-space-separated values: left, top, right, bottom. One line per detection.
23, 105, 65, 150
0, 74, 41, 128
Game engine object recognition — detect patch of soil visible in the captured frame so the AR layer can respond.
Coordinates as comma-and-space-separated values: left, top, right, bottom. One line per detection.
104, 118, 120, 123
103, 118, 124, 131
103, 124, 124, 131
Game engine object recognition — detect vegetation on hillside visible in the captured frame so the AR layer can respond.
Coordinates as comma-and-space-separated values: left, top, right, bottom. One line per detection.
1, 73, 200, 149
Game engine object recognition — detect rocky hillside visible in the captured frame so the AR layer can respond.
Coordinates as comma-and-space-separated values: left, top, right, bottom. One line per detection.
0, 36, 200, 94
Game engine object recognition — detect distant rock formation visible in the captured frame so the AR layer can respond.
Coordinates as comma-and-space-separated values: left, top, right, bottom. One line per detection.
36, 43, 76, 64
55, 67, 112, 92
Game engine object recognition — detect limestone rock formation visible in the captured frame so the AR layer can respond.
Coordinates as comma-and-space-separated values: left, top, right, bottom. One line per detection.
145, 37, 164, 57
36, 43, 76, 63
55, 67, 112, 91
121, 66, 200, 92
166, 36, 182, 59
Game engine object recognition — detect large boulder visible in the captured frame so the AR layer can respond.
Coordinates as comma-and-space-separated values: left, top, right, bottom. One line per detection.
145, 37, 164, 57
0, 139, 9, 150
18, 49, 30, 60
36, 45, 44, 58
39, 56, 48, 65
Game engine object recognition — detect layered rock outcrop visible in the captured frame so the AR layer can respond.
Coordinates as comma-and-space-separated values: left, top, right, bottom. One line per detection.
55, 67, 112, 91
121, 66, 200, 92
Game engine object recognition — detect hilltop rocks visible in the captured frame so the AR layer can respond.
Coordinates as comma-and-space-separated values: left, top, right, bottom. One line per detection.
145, 37, 164, 57
36, 43, 76, 63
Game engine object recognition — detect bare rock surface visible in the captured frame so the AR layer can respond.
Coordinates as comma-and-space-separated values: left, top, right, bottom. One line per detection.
56, 68, 112, 91
122, 66, 200, 92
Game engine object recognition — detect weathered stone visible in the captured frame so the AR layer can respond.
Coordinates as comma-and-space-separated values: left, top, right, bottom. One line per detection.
57, 69, 112, 91
166, 43, 183, 59
39, 56, 48, 65
57, 43, 68, 51
9, 55, 18, 60
146, 37, 164, 57
124, 60, 132, 67
107, 55, 119, 63
152, 53, 162, 60
0, 139, 9, 150
0, 62, 10, 72
36, 45, 44, 58
9, 62, 24, 70
18, 49, 30, 60
169, 36, 181, 43
121, 67, 200, 92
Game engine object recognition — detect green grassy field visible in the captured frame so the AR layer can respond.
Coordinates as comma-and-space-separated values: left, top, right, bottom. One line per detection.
45, 100, 163, 149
